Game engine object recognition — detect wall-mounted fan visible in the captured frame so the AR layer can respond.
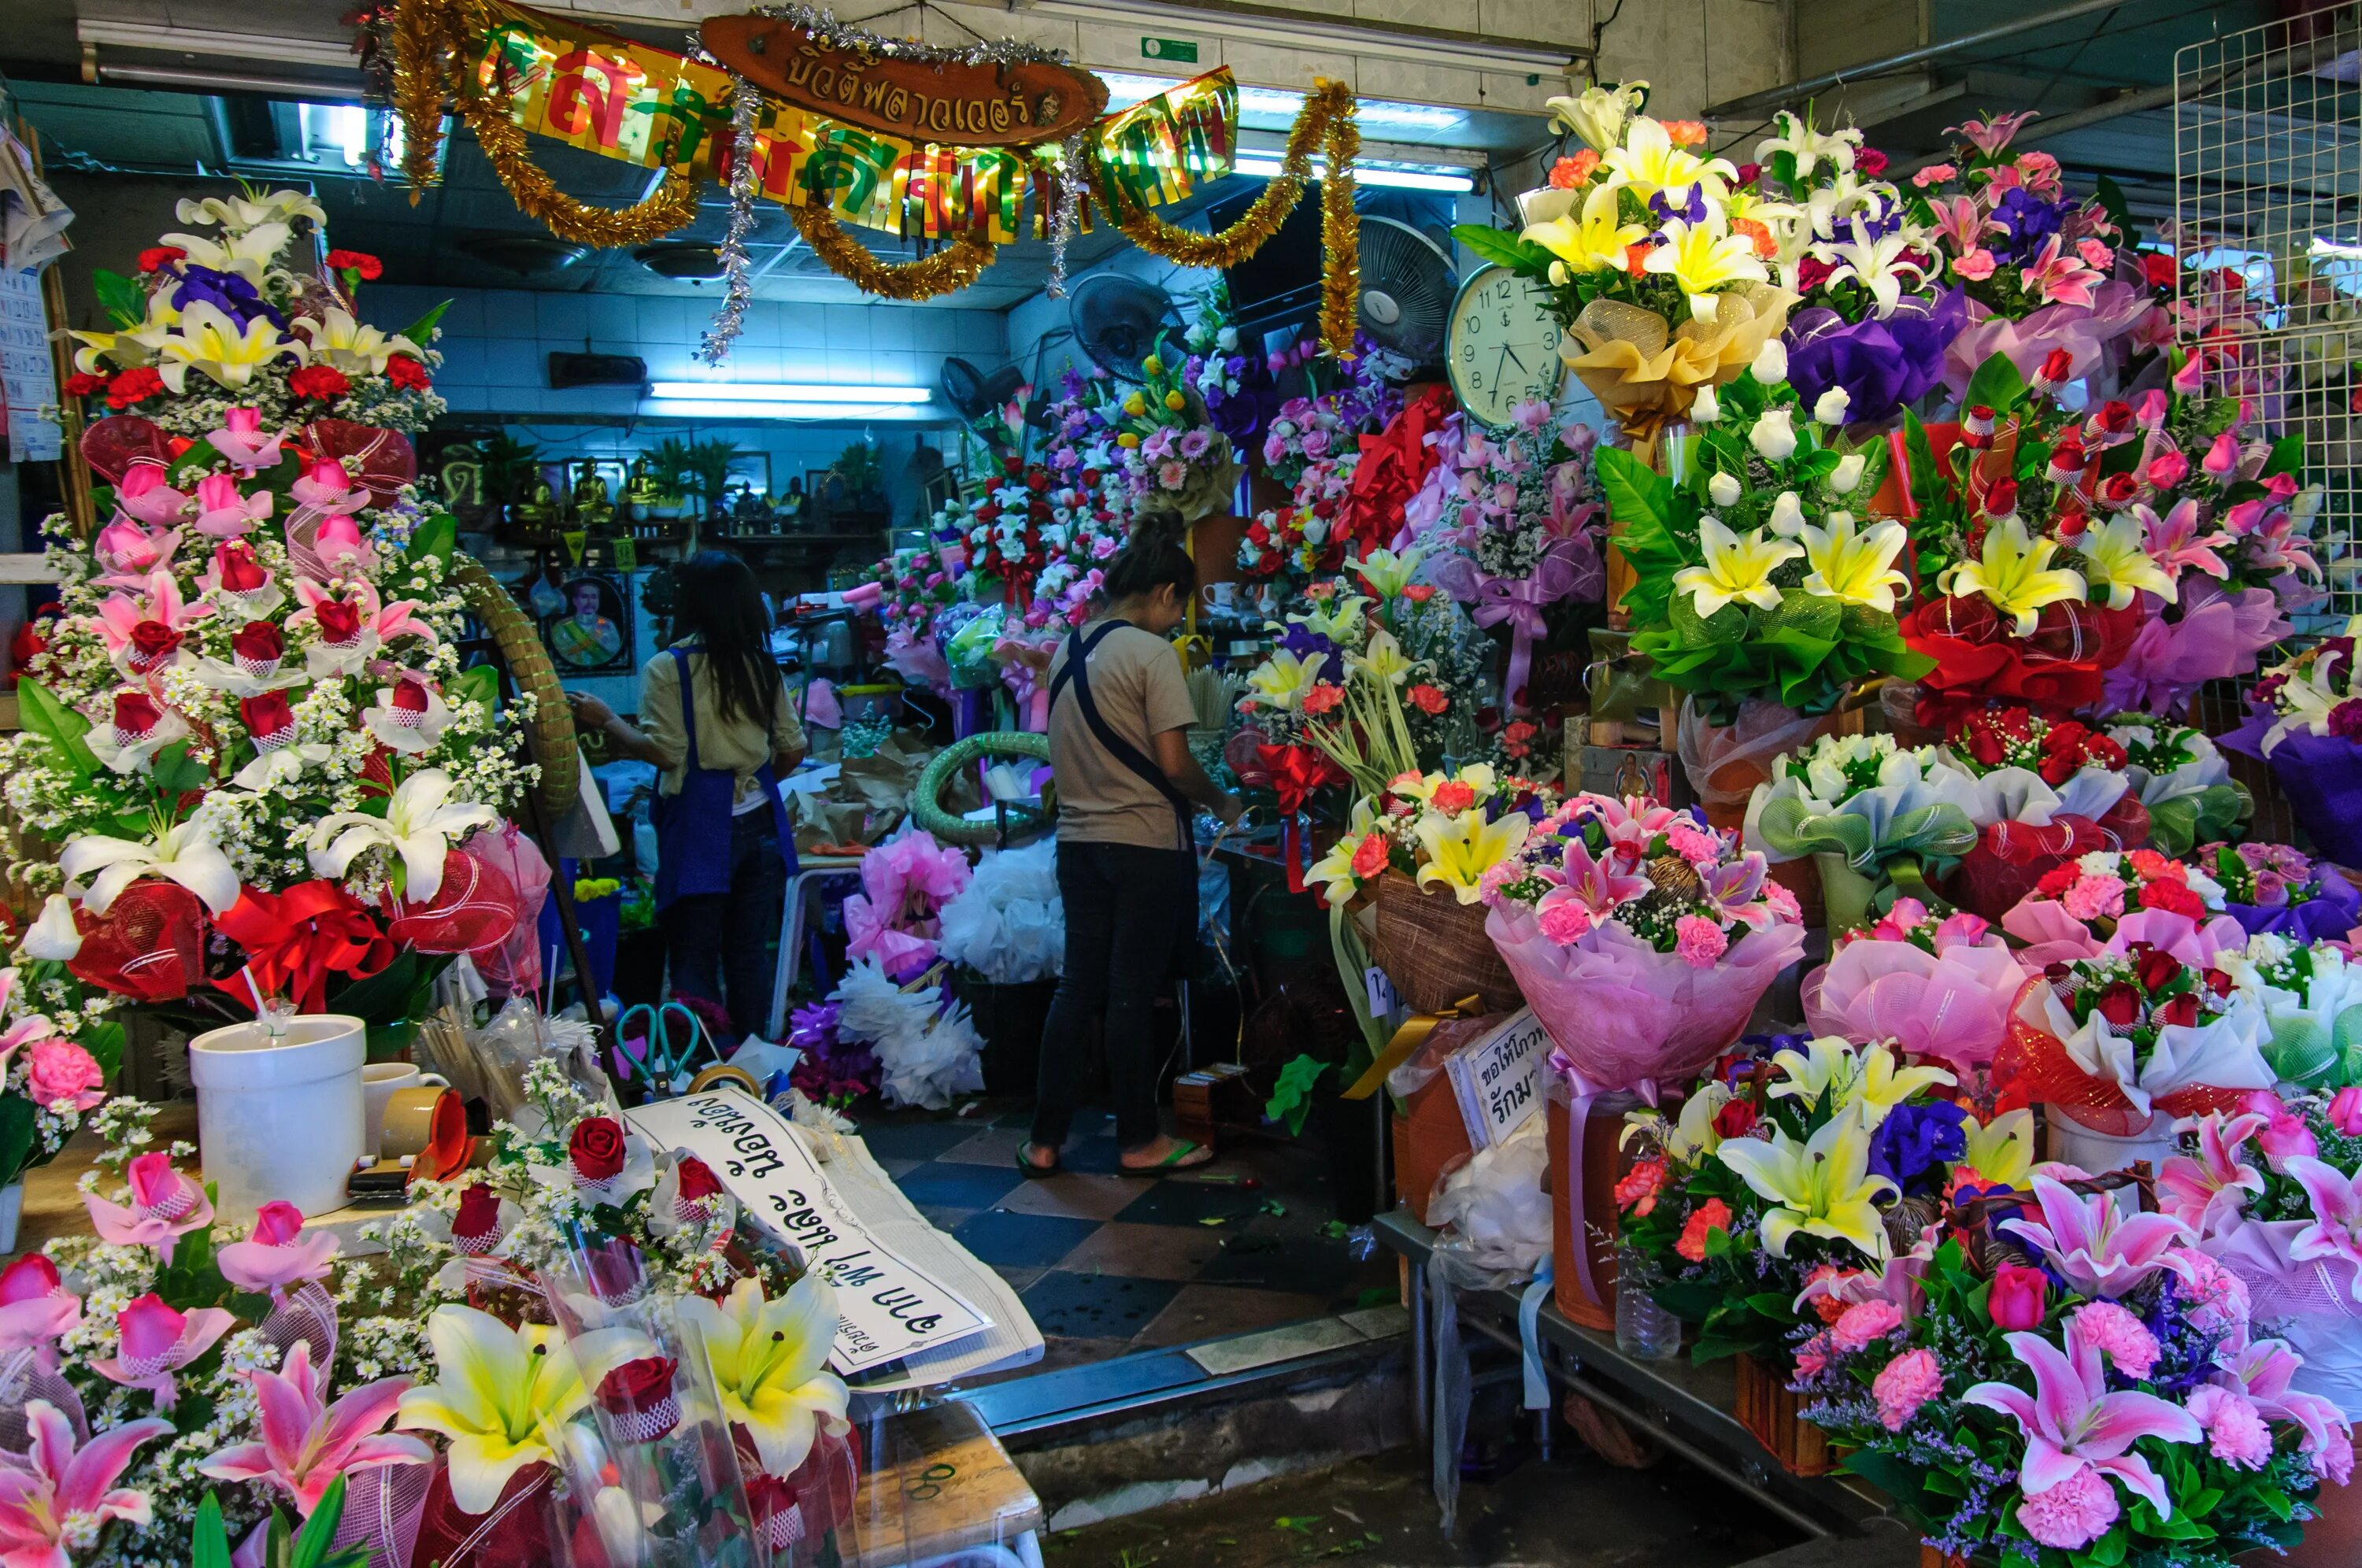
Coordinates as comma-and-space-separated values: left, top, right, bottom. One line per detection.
1068, 274, 1185, 382
939, 356, 1030, 435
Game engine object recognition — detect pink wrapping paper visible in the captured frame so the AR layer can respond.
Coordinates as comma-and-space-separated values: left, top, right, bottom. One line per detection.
2101, 582, 2291, 718
1801, 936, 2032, 1074
2001, 898, 2250, 971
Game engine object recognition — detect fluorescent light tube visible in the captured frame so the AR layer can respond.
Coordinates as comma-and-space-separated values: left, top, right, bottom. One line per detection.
1097, 72, 1467, 134
650, 400, 941, 422
1227, 156, 1474, 194
649, 382, 933, 405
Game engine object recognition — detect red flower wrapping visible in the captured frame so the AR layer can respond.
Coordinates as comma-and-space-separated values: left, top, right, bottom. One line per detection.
1341, 383, 1454, 554
1949, 815, 2112, 923
1898, 595, 2143, 731
68, 881, 206, 1002
80, 416, 174, 483
1253, 743, 1345, 816
209, 880, 398, 1015
1991, 975, 2254, 1136
593, 1356, 679, 1442
387, 845, 524, 956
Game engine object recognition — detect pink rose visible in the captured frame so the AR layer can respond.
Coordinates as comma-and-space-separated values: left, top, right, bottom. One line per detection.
2327, 1086, 2362, 1138
24, 1038, 105, 1112
1872, 1348, 1944, 1431
2257, 1111, 2318, 1167
216, 1199, 341, 1295
0, 1254, 82, 1355
86, 1151, 213, 1252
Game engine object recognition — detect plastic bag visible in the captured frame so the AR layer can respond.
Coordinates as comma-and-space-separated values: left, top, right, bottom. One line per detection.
1677, 696, 1838, 812
1427, 1117, 1550, 1286
942, 603, 1007, 690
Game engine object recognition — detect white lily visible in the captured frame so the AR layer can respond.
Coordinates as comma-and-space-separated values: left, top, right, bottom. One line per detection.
158, 224, 294, 287
1546, 82, 1648, 150
297, 309, 423, 377
361, 682, 457, 755
308, 770, 499, 901
21, 896, 83, 961
176, 190, 324, 233
60, 816, 241, 915
1756, 109, 1858, 183
1351, 629, 1415, 686
1820, 217, 1929, 319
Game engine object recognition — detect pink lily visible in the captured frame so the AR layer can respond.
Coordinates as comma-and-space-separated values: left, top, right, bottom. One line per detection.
2286, 1156, 2362, 1289
93, 520, 183, 587
217, 1200, 342, 1296
1945, 110, 2038, 157
0, 1400, 174, 1568
0, 967, 57, 1082
112, 464, 188, 527
191, 472, 275, 539
1589, 795, 1680, 865
2000, 1174, 2190, 1298
90, 1293, 235, 1411
2213, 1337, 2356, 1480
208, 407, 290, 473
1928, 195, 2001, 257
1701, 852, 1775, 929
2155, 1112, 2266, 1237
2246, 507, 2320, 579
1962, 1328, 2200, 1515
198, 1340, 431, 1516
0, 1256, 81, 1359
2020, 235, 2101, 309
288, 577, 438, 648
88, 570, 214, 657
1537, 836, 1650, 919
287, 512, 376, 584
2138, 498, 2232, 582
85, 1150, 215, 1252
289, 458, 360, 514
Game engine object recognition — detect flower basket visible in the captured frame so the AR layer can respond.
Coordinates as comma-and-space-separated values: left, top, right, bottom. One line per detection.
1733, 1350, 1835, 1477
1918, 1546, 1975, 1568
1368, 871, 1522, 1016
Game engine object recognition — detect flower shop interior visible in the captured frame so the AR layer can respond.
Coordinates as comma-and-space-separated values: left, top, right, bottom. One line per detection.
2, 0, 2361, 1562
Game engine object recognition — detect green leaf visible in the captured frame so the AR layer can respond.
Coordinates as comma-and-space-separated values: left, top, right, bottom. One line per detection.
17, 678, 101, 778
1450, 224, 1549, 276
150, 740, 213, 797
1596, 446, 1672, 534
2264, 434, 2304, 481
406, 510, 458, 566
450, 663, 502, 716
2093, 174, 2136, 242
0, 1096, 35, 1188
81, 1019, 126, 1082
94, 269, 149, 330
1963, 351, 2027, 415
193, 1492, 235, 1568
398, 299, 452, 347
1264, 1053, 1330, 1137
291, 1474, 348, 1568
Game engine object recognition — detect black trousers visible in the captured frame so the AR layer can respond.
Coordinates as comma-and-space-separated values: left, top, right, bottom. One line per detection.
1031, 839, 1197, 1150
661, 809, 788, 1037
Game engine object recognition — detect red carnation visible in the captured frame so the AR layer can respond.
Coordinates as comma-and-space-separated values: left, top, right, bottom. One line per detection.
137, 246, 187, 275
64, 372, 108, 398
594, 1356, 681, 1443
2142, 252, 2177, 288
126, 620, 183, 673
2035, 864, 2082, 898
569, 1116, 628, 1184
106, 368, 165, 409
452, 1182, 505, 1253
111, 690, 163, 739
241, 690, 296, 746
2094, 982, 2142, 1028
231, 619, 285, 671
385, 354, 431, 391
1855, 147, 1889, 178
289, 364, 351, 402
2140, 878, 2204, 919
312, 599, 364, 646
325, 249, 383, 281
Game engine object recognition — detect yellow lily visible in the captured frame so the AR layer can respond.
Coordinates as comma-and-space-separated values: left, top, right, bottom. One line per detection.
1943, 517, 2088, 636
678, 1276, 850, 1477
395, 1305, 588, 1515
1413, 808, 1531, 906
1349, 547, 1424, 601
1767, 1035, 1955, 1129
156, 300, 305, 394
1673, 516, 1801, 619
1523, 183, 1649, 279
1284, 594, 1372, 645
1715, 1108, 1897, 1260
1305, 800, 1383, 908
1960, 1108, 2037, 1188
1351, 628, 1414, 686
69, 300, 181, 373
298, 308, 424, 377
1601, 116, 1736, 204
2076, 512, 2176, 609
1245, 647, 1324, 712
1642, 216, 1768, 324
1801, 512, 1911, 613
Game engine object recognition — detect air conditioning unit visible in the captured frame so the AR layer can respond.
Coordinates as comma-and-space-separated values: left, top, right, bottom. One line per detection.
547, 353, 647, 390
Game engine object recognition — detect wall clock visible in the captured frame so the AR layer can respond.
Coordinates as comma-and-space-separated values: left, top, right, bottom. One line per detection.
1446, 263, 1567, 428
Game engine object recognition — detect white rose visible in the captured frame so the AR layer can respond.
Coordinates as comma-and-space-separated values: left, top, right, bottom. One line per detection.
1749, 409, 1797, 462
1708, 471, 1743, 508
1216, 327, 1238, 351
21, 893, 83, 960
1768, 491, 1806, 537
1812, 386, 1852, 425
1829, 453, 1867, 494
1751, 339, 1790, 384
1690, 385, 1722, 424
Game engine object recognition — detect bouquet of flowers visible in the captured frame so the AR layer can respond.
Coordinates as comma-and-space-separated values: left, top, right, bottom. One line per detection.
2197, 842, 2360, 945
1241, 346, 1404, 587
1999, 849, 2246, 971
842, 830, 972, 980
1944, 708, 2151, 919
2223, 617, 2362, 867
1605, 354, 1930, 726
1458, 83, 1795, 441
1744, 732, 1981, 924
1620, 1034, 2020, 1366
1801, 900, 2034, 1075
2218, 933, 2362, 1090
2106, 716, 2251, 858
1794, 1169, 2349, 1568
1107, 350, 1240, 522
1305, 760, 1552, 912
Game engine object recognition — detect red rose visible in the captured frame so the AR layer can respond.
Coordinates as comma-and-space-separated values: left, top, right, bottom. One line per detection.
106, 368, 165, 409
1712, 1099, 1759, 1140
2142, 252, 2177, 289
569, 1116, 628, 1183
137, 246, 187, 275
452, 1183, 505, 1252
64, 372, 108, 398
2205, 967, 2234, 997
2132, 945, 2181, 993
231, 619, 285, 670
1982, 478, 2020, 520
384, 354, 431, 391
594, 1355, 681, 1441
675, 1155, 724, 1204
111, 690, 162, 738
2036, 749, 2078, 786
2087, 401, 2136, 442
2082, 735, 2126, 770
325, 249, 383, 281
241, 690, 295, 745
2093, 982, 2142, 1028
2038, 348, 2075, 386
2096, 473, 2141, 508
2140, 878, 2203, 919
312, 599, 363, 646
288, 364, 351, 401
1989, 1263, 2047, 1330
127, 620, 183, 672
213, 542, 269, 594
2156, 993, 2201, 1029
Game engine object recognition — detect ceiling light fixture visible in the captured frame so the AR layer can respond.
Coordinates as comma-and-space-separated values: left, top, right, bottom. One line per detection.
1227, 154, 1475, 194
1096, 72, 1468, 134
1016, 0, 1583, 76
649, 382, 935, 405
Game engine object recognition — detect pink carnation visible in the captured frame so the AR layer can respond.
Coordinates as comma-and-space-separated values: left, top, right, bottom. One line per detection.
2060, 872, 2127, 923
2160, 1248, 2251, 1337
1665, 821, 1720, 865
1954, 249, 1998, 282
1673, 915, 1730, 969
24, 1038, 106, 1112
1537, 900, 1595, 945
1831, 1298, 1905, 1353
2069, 1301, 2160, 1379
1912, 163, 1958, 187
2188, 1385, 2273, 1470
1872, 1348, 1945, 1432
2016, 1466, 2120, 1549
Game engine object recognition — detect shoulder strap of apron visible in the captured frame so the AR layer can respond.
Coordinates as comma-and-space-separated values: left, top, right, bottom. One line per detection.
669, 645, 701, 771
1050, 620, 1192, 851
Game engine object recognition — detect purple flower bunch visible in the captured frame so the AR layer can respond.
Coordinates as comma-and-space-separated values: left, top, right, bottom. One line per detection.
787, 1000, 880, 1105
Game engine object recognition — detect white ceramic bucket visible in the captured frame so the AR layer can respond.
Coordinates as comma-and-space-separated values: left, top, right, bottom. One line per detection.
2043, 1110, 2178, 1213
189, 1014, 366, 1221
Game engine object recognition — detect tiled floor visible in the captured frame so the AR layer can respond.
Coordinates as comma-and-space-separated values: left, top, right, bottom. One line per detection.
847, 1099, 1401, 1383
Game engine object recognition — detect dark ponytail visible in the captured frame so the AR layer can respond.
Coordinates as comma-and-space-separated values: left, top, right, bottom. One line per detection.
1102, 505, 1195, 601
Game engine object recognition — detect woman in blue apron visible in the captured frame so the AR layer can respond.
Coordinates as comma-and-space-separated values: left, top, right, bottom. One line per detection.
568, 551, 802, 1037
1020, 511, 1242, 1178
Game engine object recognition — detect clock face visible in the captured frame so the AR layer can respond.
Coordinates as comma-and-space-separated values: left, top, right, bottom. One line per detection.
1446, 264, 1568, 429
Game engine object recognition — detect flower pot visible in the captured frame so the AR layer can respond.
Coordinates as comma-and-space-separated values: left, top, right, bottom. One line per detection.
1733, 1350, 1835, 1477
1815, 853, 1880, 937
0, 1179, 20, 1253
1549, 1085, 1646, 1332
2042, 1110, 2177, 1211
189, 1014, 367, 1221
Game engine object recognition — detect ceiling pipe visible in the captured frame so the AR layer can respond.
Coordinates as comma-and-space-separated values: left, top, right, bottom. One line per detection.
84, 57, 368, 102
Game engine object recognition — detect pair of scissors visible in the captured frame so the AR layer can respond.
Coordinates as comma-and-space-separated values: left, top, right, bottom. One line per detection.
612, 1001, 714, 1096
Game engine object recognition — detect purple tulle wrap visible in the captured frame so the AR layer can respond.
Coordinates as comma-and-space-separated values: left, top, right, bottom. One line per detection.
2223, 709, 2362, 868
2100, 581, 2292, 717
1941, 279, 2160, 398
1786, 292, 1968, 426
2225, 871, 2362, 942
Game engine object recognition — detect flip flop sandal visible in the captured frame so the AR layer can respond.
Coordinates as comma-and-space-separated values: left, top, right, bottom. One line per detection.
1119, 1140, 1212, 1177
1014, 1148, 1061, 1178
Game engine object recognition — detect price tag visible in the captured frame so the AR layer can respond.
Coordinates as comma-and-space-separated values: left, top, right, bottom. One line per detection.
1364, 966, 1398, 1020
1442, 1008, 1548, 1149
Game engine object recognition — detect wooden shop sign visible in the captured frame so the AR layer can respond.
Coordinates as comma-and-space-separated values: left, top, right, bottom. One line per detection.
701, 13, 1109, 146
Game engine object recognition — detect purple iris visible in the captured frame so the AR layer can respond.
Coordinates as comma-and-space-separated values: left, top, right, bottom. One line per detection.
1988, 187, 2064, 264
1785, 290, 1968, 426
1867, 1100, 1969, 1196
1277, 624, 1343, 682
1649, 187, 1709, 227
171, 264, 286, 330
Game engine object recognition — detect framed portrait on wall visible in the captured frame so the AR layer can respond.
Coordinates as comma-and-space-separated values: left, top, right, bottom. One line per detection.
540, 571, 635, 675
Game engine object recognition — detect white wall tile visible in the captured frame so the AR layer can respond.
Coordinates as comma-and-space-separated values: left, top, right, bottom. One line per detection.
909, 310, 958, 353
584, 294, 638, 346
635, 297, 690, 343
779, 303, 827, 349
534, 292, 590, 345
824, 305, 872, 357
780, 346, 830, 379
483, 340, 542, 388
869, 310, 916, 353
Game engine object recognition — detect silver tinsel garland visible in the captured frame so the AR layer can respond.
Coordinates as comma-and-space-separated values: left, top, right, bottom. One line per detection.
1046, 132, 1087, 298
697, 73, 765, 367
751, 3, 1075, 68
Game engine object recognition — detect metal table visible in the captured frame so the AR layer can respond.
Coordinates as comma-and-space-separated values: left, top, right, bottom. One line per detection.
1373, 1211, 1914, 1551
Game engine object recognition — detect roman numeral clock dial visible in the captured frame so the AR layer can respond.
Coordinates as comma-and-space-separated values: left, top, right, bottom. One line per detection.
1446, 264, 1568, 430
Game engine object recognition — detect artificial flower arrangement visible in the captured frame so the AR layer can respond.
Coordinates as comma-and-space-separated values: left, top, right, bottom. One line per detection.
2105, 716, 2251, 859
1413, 399, 1607, 713
1617, 1034, 2024, 1369
1239, 342, 1403, 587
1604, 349, 1931, 729
1105, 349, 1240, 522
0, 194, 530, 1195
1792, 1167, 2349, 1568
1744, 731, 1980, 926
2218, 931, 2362, 1093
1801, 899, 2034, 1076
1457, 82, 1796, 441
2223, 616, 2362, 869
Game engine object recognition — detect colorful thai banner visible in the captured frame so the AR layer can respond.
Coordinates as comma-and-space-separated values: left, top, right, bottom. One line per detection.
470, 1, 1237, 242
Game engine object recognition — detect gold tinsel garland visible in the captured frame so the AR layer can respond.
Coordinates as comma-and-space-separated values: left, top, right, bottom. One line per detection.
389, 0, 471, 198
460, 96, 702, 248
788, 206, 999, 301
1107, 79, 1361, 356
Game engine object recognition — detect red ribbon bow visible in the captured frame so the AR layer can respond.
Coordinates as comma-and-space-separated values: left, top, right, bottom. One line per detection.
1343, 384, 1454, 553
212, 880, 397, 1015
